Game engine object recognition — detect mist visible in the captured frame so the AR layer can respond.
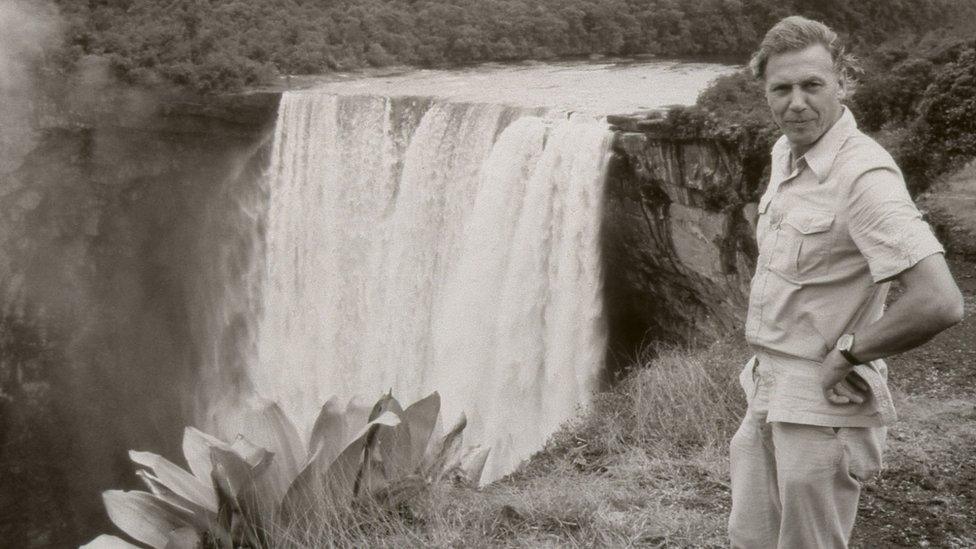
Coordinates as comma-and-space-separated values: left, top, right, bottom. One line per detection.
0, 0, 59, 175
0, 1, 276, 545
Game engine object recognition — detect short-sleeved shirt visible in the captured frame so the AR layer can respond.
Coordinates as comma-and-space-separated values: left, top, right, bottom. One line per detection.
743, 108, 944, 427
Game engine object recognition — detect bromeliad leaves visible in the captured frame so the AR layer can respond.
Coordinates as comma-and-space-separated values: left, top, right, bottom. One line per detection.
83, 391, 490, 548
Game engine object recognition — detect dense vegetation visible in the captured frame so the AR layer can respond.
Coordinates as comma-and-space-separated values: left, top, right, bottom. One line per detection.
48, 0, 972, 93
858, 37, 976, 190
663, 30, 976, 196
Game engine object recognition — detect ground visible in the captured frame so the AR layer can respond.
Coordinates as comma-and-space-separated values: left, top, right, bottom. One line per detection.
420, 253, 976, 548
850, 254, 976, 548
60, 255, 976, 548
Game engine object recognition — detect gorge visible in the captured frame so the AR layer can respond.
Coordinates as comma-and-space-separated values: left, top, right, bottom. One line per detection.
0, 71, 759, 545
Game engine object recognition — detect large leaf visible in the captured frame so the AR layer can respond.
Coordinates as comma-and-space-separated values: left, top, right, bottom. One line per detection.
129, 451, 217, 513
307, 396, 346, 465
80, 534, 144, 549
229, 435, 273, 474
280, 412, 400, 516
227, 396, 305, 507
374, 416, 413, 481
372, 392, 440, 481
368, 391, 403, 422
399, 392, 440, 472
182, 427, 232, 489
164, 527, 201, 549
458, 445, 491, 486
424, 413, 467, 482
343, 412, 401, 453
209, 447, 259, 504
341, 411, 401, 498
209, 447, 266, 547
358, 406, 397, 496
135, 470, 213, 527
102, 490, 192, 549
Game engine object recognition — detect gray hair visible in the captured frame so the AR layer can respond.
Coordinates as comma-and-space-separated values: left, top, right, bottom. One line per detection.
749, 16, 861, 91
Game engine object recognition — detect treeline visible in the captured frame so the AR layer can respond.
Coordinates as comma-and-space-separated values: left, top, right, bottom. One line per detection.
666, 33, 976, 196
49, 0, 972, 93
854, 36, 976, 192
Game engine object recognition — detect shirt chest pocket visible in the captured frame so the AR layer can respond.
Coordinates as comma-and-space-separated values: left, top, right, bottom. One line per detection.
769, 208, 836, 281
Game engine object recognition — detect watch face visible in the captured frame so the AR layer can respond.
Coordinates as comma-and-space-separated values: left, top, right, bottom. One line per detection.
837, 334, 854, 351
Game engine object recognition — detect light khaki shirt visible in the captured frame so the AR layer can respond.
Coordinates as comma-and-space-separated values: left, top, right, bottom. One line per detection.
743, 108, 944, 427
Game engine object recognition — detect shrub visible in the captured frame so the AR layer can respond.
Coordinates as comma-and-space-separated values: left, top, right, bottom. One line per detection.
851, 57, 936, 133
911, 45, 976, 185
82, 392, 488, 549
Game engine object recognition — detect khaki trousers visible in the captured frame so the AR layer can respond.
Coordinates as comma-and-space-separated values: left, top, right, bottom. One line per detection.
728, 403, 885, 548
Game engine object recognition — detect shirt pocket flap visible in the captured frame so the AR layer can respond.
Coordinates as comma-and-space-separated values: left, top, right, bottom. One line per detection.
785, 209, 834, 235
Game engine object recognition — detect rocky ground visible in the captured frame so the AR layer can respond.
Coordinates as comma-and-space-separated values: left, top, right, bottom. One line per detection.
851, 254, 976, 548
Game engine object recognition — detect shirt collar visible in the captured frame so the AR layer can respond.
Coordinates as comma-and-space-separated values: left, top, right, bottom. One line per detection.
773, 107, 857, 183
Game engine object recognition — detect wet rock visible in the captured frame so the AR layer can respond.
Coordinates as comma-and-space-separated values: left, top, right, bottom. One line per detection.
603, 124, 760, 360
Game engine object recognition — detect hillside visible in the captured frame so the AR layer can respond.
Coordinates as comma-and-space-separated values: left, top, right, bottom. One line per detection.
41, 0, 976, 93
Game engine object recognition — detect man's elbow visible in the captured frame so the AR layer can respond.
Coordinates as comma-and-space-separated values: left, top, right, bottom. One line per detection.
933, 287, 965, 330
945, 289, 965, 326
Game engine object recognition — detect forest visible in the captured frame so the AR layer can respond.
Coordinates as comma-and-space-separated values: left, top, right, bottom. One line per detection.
47, 0, 975, 93
663, 29, 976, 196
29, 0, 976, 195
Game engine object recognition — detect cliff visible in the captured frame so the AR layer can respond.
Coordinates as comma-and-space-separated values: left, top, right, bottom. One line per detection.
0, 88, 279, 546
602, 113, 762, 368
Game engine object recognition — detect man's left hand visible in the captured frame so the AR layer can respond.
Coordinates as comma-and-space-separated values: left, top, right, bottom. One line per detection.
820, 349, 870, 404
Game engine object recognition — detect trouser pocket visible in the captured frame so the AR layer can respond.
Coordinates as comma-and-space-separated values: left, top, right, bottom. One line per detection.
738, 355, 759, 403
838, 426, 886, 481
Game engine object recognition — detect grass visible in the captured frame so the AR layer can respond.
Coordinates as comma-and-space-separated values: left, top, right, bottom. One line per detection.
263, 336, 750, 547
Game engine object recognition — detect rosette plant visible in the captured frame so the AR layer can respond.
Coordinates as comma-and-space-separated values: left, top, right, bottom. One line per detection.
82, 391, 490, 548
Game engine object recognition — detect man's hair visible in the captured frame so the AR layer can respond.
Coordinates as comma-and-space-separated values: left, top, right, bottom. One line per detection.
749, 15, 861, 91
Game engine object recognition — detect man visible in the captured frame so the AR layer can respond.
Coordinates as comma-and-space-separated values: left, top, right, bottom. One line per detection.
729, 16, 964, 548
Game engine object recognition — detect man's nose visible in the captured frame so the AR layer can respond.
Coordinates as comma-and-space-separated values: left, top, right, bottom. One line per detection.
787, 89, 807, 111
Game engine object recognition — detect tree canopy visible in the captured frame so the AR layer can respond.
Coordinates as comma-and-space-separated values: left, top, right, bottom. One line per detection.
48, 0, 974, 93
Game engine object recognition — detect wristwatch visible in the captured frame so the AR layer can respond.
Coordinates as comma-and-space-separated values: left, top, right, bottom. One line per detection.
836, 333, 862, 365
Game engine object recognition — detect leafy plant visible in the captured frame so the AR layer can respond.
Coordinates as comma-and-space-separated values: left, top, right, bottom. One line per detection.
82, 391, 489, 548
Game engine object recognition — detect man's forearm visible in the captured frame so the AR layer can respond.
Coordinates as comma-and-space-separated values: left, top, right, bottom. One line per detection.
819, 254, 963, 404
847, 254, 964, 363
849, 287, 962, 363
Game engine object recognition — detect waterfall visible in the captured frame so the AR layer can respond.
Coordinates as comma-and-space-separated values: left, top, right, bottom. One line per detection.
248, 90, 610, 481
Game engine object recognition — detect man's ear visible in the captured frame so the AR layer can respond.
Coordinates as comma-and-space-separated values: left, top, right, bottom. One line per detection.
837, 76, 848, 100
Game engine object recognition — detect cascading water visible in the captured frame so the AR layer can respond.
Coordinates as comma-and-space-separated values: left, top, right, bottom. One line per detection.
247, 90, 611, 481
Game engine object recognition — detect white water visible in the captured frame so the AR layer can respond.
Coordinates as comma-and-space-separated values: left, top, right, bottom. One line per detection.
280, 58, 738, 114
249, 91, 610, 480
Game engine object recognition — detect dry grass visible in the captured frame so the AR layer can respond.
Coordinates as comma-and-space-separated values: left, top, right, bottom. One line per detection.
259, 259, 976, 547
263, 336, 750, 547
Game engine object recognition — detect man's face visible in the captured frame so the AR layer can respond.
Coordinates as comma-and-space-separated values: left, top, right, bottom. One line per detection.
764, 44, 846, 156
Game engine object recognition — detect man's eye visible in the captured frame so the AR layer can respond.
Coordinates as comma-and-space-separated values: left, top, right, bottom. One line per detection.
804, 82, 823, 90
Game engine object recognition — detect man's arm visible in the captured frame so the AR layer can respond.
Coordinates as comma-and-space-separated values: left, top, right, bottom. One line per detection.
819, 164, 965, 403
821, 252, 964, 403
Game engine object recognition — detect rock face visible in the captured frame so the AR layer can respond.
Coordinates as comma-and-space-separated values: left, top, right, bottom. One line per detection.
602, 113, 763, 367
0, 88, 280, 546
